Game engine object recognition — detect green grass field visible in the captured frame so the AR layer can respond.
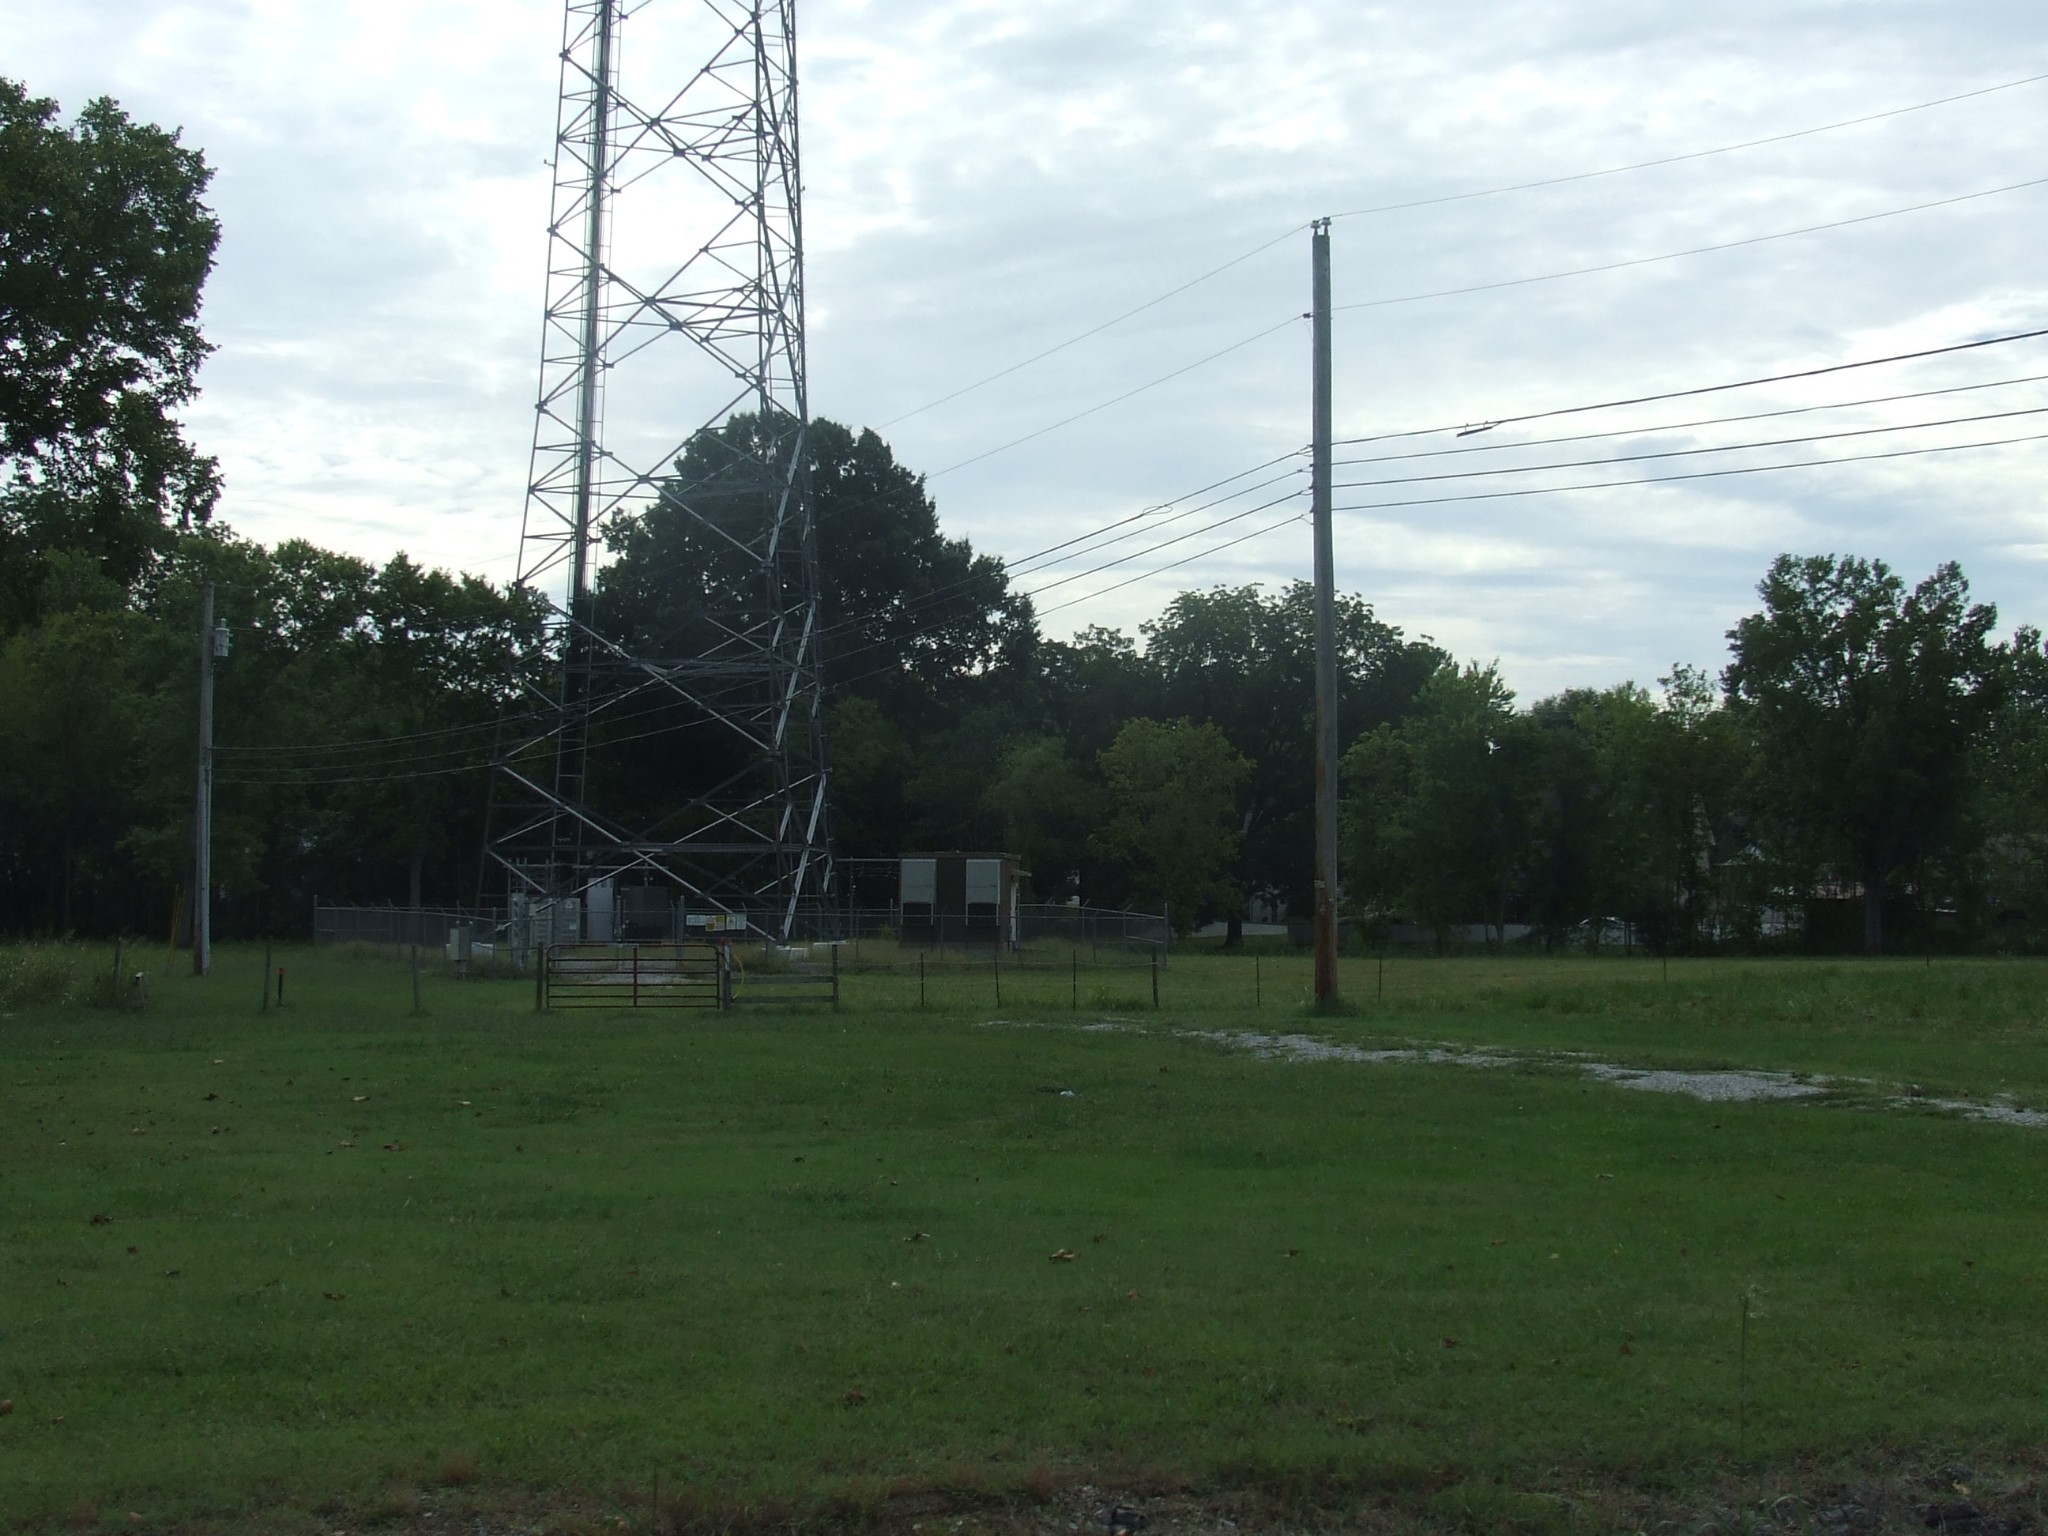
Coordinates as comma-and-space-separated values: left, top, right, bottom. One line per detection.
5, 945, 2048, 1533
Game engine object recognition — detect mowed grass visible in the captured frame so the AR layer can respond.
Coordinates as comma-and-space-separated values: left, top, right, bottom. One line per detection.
4, 946, 2048, 1529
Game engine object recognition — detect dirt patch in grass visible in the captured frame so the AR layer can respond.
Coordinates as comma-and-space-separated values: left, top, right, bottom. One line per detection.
155, 1455, 2046, 1536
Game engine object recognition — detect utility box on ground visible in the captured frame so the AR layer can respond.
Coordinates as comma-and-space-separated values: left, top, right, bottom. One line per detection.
898, 852, 1020, 947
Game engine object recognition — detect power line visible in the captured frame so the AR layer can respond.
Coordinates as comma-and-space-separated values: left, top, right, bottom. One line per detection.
860, 70, 2048, 438
1333, 175, 2048, 315
1325, 71, 2048, 220
1331, 426, 2048, 516
224, 421, 2048, 787
1331, 403, 2048, 492
878, 228, 1302, 429
1033, 510, 1310, 621
924, 315, 1301, 480
1018, 487, 1308, 603
788, 482, 1311, 687
1333, 325, 2048, 446
1329, 370, 2048, 468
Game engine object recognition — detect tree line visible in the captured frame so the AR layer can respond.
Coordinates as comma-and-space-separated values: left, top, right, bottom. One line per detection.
9, 79, 2048, 953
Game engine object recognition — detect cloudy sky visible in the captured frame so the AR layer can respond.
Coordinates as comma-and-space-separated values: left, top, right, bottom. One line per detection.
11, 0, 2048, 698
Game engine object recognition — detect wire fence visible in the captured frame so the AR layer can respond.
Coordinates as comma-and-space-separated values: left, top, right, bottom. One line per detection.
312, 901, 1168, 964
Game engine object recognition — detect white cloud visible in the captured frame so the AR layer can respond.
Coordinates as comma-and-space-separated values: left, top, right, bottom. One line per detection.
8, 0, 2048, 696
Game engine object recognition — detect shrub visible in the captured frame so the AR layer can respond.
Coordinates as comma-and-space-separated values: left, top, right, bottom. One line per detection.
0, 945, 78, 1009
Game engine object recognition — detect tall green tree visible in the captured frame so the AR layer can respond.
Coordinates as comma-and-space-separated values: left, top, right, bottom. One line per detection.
1093, 718, 1250, 930
1343, 662, 1539, 945
983, 735, 1101, 901
1725, 555, 2001, 953
0, 80, 220, 632
1141, 582, 1443, 928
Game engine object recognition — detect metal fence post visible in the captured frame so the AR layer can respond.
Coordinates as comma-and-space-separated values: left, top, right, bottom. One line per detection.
832, 942, 840, 1012
993, 944, 1001, 1009
919, 952, 926, 1010
1070, 951, 1077, 1012
535, 944, 547, 1012
1151, 948, 1160, 1009
632, 944, 641, 1009
1255, 953, 1261, 1009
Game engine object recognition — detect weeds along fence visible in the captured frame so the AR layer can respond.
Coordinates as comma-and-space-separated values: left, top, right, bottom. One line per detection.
313, 902, 1166, 961
314, 903, 503, 952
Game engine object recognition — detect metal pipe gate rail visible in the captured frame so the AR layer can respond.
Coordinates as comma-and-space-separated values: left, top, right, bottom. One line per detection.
538, 941, 840, 1011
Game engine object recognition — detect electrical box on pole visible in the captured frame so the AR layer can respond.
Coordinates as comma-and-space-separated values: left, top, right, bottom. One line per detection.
1310, 219, 1340, 1007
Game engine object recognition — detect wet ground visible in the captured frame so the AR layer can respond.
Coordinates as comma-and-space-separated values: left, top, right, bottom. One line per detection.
989, 1019, 2048, 1129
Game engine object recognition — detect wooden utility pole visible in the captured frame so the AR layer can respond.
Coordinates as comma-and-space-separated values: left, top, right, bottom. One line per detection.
1310, 219, 1340, 1009
193, 579, 216, 977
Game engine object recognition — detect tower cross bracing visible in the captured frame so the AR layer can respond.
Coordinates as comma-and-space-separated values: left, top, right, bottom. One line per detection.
489, 0, 831, 939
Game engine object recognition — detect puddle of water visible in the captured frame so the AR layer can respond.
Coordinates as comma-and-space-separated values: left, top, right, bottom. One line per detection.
1912, 1097, 2048, 1128
1190, 1031, 1516, 1071
980, 1019, 2047, 1129
1583, 1063, 1826, 1102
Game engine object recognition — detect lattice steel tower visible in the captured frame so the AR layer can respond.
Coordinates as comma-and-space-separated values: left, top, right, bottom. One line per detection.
488, 0, 832, 938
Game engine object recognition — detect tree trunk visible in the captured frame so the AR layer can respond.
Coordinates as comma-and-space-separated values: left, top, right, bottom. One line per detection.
1863, 869, 1884, 955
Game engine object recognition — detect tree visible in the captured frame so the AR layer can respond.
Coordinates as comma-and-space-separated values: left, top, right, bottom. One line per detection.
1343, 662, 1539, 945
0, 80, 220, 632
1093, 718, 1250, 931
1724, 555, 2001, 953
1961, 628, 2048, 943
592, 414, 1037, 839
0, 598, 148, 931
600, 415, 1034, 713
1140, 582, 1443, 929
983, 735, 1101, 902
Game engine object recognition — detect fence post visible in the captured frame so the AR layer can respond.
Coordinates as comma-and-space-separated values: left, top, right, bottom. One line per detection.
719, 944, 734, 1011
1071, 951, 1077, 1012
1151, 948, 1160, 1010
993, 944, 1001, 1009
919, 952, 926, 1010
832, 942, 840, 1012
535, 944, 546, 1012
1255, 953, 1261, 1009
632, 944, 641, 1009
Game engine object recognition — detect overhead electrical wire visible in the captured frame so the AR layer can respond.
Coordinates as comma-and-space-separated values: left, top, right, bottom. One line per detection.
1325, 71, 2048, 220
882, 179, 2048, 489
1334, 324, 2048, 446
1330, 370, 2048, 468
1330, 403, 2048, 492
922, 315, 1301, 480
232, 324, 2048, 775
1032, 510, 1310, 622
217, 451, 1312, 778
224, 408, 2048, 787
1331, 426, 2048, 517
878, 227, 1302, 429
221, 481, 1314, 786
865, 68, 2048, 433
1334, 174, 2048, 315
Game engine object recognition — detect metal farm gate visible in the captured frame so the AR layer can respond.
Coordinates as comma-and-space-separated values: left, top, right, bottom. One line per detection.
540, 942, 726, 1010
538, 941, 840, 1010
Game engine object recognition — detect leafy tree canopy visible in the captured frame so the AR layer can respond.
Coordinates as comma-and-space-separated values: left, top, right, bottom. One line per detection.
0, 80, 220, 632
1724, 554, 2002, 953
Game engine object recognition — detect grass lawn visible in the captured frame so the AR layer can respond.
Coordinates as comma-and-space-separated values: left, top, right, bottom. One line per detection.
5, 944, 2048, 1532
